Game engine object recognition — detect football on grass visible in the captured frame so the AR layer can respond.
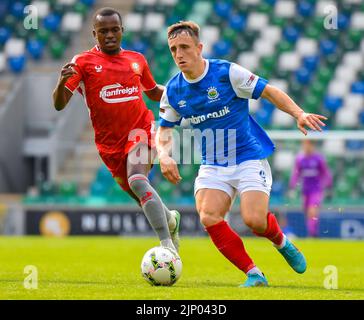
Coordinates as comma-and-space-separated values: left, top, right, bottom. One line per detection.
141, 246, 182, 286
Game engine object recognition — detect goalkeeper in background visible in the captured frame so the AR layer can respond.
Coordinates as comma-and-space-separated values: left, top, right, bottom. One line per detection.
289, 140, 333, 237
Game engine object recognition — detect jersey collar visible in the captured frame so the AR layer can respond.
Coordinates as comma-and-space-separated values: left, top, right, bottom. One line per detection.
182, 59, 209, 84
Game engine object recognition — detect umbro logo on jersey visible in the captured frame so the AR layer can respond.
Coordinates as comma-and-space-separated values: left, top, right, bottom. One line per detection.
178, 100, 187, 107
95, 65, 102, 72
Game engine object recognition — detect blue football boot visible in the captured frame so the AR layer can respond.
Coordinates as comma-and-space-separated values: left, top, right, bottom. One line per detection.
277, 238, 307, 274
240, 273, 268, 288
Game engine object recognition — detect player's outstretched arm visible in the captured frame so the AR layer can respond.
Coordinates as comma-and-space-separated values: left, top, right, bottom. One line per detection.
156, 126, 182, 185
261, 84, 327, 135
144, 85, 165, 102
52, 62, 77, 111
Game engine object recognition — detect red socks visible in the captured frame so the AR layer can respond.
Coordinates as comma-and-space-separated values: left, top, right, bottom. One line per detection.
205, 220, 255, 274
253, 212, 284, 246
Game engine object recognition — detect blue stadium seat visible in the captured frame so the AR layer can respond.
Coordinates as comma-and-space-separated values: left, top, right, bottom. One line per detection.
283, 26, 300, 43
212, 39, 232, 57
297, 1, 315, 17
346, 140, 364, 151
8, 55, 26, 73
351, 82, 364, 94
319, 39, 337, 56
43, 13, 61, 32
359, 111, 364, 125
338, 14, 350, 30
10, 1, 25, 19
324, 96, 343, 113
80, 0, 96, 6
27, 39, 44, 60
254, 107, 272, 127
295, 67, 312, 85
214, 1, 232, 19
0, 27, 11, 45
302, 55, 319, 72
229, 13, 246, 31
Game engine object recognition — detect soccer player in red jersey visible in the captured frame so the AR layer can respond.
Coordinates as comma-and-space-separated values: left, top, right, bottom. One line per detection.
52, 7, 180, 252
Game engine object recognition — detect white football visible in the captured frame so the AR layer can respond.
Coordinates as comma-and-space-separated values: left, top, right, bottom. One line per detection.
141, 246, 182, 286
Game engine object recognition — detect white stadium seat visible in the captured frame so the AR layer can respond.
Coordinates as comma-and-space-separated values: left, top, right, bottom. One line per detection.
61, 12, 82, 32
342, 52, 364, 70
269, 79, 288, 92
240, 0, 261, 5
124, 13, 143, 32
343, 94, 364, 112
315, 0, 336, 16
273, 150, 295, 171
57, 0, 76, 5
247, 13, 269, 30
279, 52, 301, 71
201, 26, 220, 45
275, 1, 296, 18
249, 99, 261, 113
272, 109, 295, 128
144, 13, 165, 32
30, 1, 50, 18
0, 52, 6, 73
159, 0, 178, 5
253, 39, 275, 57
296, 38, 318, 56
261, 26, 282, 44
137, 0, 158, 5
335, 108, 359, 128
323, 139, 345, 156
237, 52, 259, 71
351, 12, 364, 30
335, 65, 358, 84
327, 80, 351, 97
5, 38, 25, 56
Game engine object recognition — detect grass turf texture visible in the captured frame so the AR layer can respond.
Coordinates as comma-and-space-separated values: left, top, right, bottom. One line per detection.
0, 236, 363, 300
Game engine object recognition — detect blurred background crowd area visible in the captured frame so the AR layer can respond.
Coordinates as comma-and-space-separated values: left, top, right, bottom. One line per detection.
0, 0, 363, 209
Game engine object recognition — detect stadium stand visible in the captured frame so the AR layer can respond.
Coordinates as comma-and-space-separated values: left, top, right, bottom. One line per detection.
0, 0, 363, 209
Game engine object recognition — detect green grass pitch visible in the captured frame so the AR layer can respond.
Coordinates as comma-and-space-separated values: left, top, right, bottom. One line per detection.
0, 236, 363, 300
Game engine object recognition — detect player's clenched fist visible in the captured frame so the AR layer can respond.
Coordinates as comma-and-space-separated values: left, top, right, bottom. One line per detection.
159, 154, 182, 185
59, 62, 77, 83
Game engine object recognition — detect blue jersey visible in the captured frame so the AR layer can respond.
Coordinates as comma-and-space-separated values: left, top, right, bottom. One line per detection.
159, 59, 275, 166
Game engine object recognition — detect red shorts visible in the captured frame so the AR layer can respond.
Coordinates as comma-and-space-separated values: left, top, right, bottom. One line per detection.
99, 110, 156, 191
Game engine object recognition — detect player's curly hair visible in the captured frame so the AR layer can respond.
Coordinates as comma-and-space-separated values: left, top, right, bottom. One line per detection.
167, 21, 200, 43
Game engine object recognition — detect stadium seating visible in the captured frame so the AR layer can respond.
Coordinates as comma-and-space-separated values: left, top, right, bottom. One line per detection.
0, 0, 95, 73
18, 0, 364, 207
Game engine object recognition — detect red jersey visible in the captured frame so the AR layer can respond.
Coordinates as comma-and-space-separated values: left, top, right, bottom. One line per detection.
65, 46, 157, 153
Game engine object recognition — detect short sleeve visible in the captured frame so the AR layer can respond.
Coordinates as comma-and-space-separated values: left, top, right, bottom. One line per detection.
141, 55, 157, 91
229, 63, 268, 100
159, 90, 182, 127
64, 55, 83, 94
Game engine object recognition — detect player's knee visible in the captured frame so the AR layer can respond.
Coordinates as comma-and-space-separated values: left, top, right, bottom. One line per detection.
199, 211, 223, 227
243, 213, 267, 232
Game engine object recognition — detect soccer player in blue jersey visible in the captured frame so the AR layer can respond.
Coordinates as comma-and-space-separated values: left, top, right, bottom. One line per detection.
156, 21, 327, 287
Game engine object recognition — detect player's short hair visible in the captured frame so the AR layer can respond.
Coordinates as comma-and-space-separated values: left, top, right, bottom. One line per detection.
93, 7, 122, 27
167, 21, 200, 43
